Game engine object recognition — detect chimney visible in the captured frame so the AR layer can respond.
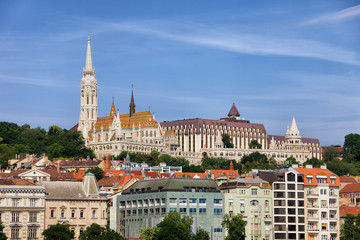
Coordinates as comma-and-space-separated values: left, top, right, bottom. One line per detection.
105, 155, 111, 170
320, 165, 327, 170
57, 160, 62, 173
305, 164, 313, 169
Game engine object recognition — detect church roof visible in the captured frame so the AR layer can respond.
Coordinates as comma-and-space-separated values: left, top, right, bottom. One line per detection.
89, 110, 158, 132
228, 103, 240, 117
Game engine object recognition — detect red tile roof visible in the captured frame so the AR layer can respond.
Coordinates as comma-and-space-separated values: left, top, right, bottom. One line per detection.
0, 179, 34, 185
294, 167, 340, 186
340, 176, 357, 183
98, 176, 123, 187
340, 183, 360, 194
340, 206, 360, 216
60, 160, 102, 168
205, 169, 239, 179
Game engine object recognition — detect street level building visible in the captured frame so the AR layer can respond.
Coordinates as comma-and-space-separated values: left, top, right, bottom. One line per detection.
110, 178, 225, 240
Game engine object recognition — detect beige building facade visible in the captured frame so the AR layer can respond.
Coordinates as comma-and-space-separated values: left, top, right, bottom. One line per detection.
41, 173, 107, 239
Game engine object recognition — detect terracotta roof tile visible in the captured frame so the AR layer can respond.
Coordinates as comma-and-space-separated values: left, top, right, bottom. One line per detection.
340, 176, 357, 183
340, 183, 360, 194
98, 176, 122, 187
340, 206, 360, 216
0, 179, 34, 185
294, 167, 340, 186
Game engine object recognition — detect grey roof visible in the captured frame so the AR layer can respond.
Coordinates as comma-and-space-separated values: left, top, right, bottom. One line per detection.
123, 178, 220, 195
41, 181, 87, 199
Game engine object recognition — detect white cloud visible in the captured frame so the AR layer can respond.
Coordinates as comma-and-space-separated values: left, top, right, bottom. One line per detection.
300, 4, 360, 25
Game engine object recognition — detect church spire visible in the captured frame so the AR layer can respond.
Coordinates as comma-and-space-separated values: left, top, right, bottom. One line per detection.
110, 97, 116, 117
129, 85, 135, 117
83, 36, 95, 76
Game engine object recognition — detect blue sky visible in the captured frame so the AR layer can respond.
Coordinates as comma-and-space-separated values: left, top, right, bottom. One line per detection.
0, 1, 359, 146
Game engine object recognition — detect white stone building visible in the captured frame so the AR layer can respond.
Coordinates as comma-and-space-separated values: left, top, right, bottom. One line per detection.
73, 37, 321, 164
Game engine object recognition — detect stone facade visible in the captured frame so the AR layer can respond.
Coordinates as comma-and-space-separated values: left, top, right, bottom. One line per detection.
0, 185, 46, 240
220, 178, 273, 240
41, 173, 107, 240
75, 37, 321, 164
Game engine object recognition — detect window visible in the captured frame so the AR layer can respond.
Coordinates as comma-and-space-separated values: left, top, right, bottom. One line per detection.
29, 212, 37, 222
199, 199, 206, 204
240, 199, 245, 206
30, 199, 38, 207
199, 208, 206, 214
80, 228, 84, 235
185, 187, 189, 192
331, 179, 335, 184
190, 208, 196, 214
214, 208, 223, 215
307, 177, 312, 183
170, 198, 177, 204
11, 228, 20, 239
28, 227, 37, 239
169, 208, 177, 212
12, 198, 20, 207
80, 210, 84, 218
317, 178, 326, 184
330, 189, 334, 196
92, 210, 97, 218
50, 209, 55, 218
214, 228, 223, 232
71, 210, 75, 218
214, 199, 223, 204
251, 188, 257, 195
180, 208, 187, 213
250, 200, 259, 206
320, 189, 327, 195
12, 212, 19, 222
189, 198, 196, 203
179, 198, 187, 204
265, 200, 269, 207
61, 210, 65, 218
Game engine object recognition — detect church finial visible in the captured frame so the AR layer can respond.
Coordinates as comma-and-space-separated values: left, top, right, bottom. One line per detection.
83, 36, 95, 76
129, 85, 135, 117
110, 97, 116, 117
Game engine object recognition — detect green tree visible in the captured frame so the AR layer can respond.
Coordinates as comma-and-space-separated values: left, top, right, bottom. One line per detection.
80, 223, 123, 240
42, 223, 74, 240
48, 125, 62, 136
222, 214, 246, 240
48, 143, 65, 158
340, 214, 360, 240
139, 226, 159, 240
192, 228, 210, 240
0, 221, 7, 240
248, 140, 262, 149
284, 157, 299, 167
222, 134, 234, 148
303, 158, 324, 168
86, 167, 105, 181
323, 146, 339, 162
344, 133, 360, 162
155, 212, 193, 240
241, 152, 277, 173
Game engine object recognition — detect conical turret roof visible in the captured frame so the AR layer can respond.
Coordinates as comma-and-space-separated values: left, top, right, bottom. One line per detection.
228, 103, 240, 117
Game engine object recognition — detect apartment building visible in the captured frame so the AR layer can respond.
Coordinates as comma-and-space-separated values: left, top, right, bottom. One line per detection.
220, 177, 273, 240
110, 178, 224, 240
295, 166, 340, 240
0, 179, 46, 240
258, 168, 305, 240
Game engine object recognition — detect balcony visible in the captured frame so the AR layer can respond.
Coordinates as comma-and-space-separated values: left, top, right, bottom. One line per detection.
308, 228, 320, 233
307, 204, 319, 209
307, 216, 319, 221
329, 194, 337, 199
307, 193, 319, 198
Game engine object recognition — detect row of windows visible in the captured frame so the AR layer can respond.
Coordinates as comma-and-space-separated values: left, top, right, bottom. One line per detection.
121, 198, 217, 207
6, 212, 38, 223
50, 209, 99, 219
0, 198, 39, 207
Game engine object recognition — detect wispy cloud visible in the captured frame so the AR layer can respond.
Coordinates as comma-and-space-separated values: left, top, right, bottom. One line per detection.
299, 4, 360, 25
58, 19, 360, 66
0, 74, 75, 88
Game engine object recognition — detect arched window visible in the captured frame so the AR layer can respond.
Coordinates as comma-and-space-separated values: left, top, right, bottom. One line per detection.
50, 209, 54, 218
265, 200, 269, 207
92, 210, 96, 218
61, 210, 65, 218
91, 95, 94, 104
80, 228, 84, 235
80, 210, 84, 218
250, 200, 259, 206
71, 210, 75, 218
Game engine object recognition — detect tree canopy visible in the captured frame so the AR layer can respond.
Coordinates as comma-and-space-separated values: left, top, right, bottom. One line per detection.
222, 214, 246, 240
86, 167, 105, 181
0, 221, 7, 240
323, 146, 340, 162
0, 122, 95, 169
222, 134, 234, 148
42, 223, 74, 240
302, 158, 324, 168
344, 133, 360, 162
241, 152, 277, 173
248, 140, 262, 149
340, 214, 360, 240
79, 223, 123, 240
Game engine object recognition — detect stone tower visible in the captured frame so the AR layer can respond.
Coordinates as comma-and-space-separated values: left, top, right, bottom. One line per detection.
78, 36, 98, 136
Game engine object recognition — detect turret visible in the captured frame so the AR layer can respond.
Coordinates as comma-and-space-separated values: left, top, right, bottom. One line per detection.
129, 85, 135, 117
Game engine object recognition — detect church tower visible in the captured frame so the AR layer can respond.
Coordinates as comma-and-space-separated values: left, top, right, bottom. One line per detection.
78, 36, 98, 135
129, 86, 135, 117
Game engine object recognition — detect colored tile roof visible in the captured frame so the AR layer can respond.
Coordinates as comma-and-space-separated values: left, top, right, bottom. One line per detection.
340, 206, 360, 216
6, 169, 76, 181
0, 179, 34, 185
294, 167, 340, 186
161, 118, 267, 135
89, 111, 158, 132
74, 170, 86, 181
228, 103, 240, 117
205, 169, 239, 179
340, 183, 360, 194
69, 123, 79, 132
340, 176, 357, 183
268, 135, 320, 144
0, 173, 10, 179
98, 176, 123, 187
104, 170, 125, 177
174, 172, 208, 179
